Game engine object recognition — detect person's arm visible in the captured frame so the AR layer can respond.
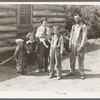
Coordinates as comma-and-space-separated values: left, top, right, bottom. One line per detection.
26, 32, 30, 39
60, 36, 64, 55
78, 25, 87, 51
36, 27, 44, 38
49, 36, 53, 56
26, 41, 30, 53
35, 41, 38, 53
80, 25, 87, 47
69, 25, 74, 49
45, 27, 51, 39
14, 46, 19, 61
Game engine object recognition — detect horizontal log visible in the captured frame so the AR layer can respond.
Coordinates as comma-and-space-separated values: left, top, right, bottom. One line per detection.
0, 10, 16, 17
34, 20, 65, 24
33, 14, 66, 18
32, 23, 65, 29
0, 25, 17, 31
0, 31, 17, 34
33, 10, 66, 16
0, 5, 17, 10
0, 30, 17, 33
0, 17, 17, 24
33, 17, 66, 23
33, 5, 65, 12
0, 33, 17, 40
17, 27, 33, 34
0, 46, 16, 54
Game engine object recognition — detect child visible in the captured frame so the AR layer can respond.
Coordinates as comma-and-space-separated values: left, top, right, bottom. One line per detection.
49, 26, 64, 80
14, 39, 24, 75
26, 32, 37, 75
39, 27, 51, 48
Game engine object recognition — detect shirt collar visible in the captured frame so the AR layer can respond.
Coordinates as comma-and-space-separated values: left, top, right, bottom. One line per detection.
53, 34, 59, 38
76, 22, 83, 27
41, 25, 47, 29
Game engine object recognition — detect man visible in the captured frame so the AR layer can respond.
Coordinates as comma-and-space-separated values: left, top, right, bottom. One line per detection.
68, 14, 87, 79
36, 17, 51, 72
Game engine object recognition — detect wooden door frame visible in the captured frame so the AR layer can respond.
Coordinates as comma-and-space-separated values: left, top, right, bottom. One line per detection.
17, 4, 33, 28
17, 4, 33, 36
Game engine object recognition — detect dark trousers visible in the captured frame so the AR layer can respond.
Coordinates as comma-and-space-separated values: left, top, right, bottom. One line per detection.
38, 41, 50, 71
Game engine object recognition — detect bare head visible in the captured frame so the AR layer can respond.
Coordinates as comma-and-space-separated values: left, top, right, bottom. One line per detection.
29, 32, 35, 41
53, 26, 59, 35
15, 39, 24, 47
41, 17, 47, 27
74, 14, 82, 24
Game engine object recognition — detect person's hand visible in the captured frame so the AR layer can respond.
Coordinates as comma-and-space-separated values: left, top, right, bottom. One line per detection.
49, 54, 51, 57
78, 46, 82, 52
27, 50, 30, 53
41, 35, 45, 38
69, 46, 71, 52
15, 58, 17, 62
60, 54, 63, 58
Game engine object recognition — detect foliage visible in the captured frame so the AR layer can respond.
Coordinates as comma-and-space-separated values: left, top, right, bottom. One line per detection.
63, 5, 100, 39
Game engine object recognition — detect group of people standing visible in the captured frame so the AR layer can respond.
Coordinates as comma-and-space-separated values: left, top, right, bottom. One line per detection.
14, 14, 87, 80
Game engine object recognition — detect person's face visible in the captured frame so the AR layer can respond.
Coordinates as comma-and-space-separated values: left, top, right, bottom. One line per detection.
42, 20, 47, 27
74, 15, 81, 23
19, 42, 23, 47
53, 26, 59, 35
29, 34, 34, 41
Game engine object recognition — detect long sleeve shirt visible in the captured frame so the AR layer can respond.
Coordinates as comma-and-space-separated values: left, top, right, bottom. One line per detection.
14, 46, 24, 62
50, 34, 64, 55
69, 23, 87, 48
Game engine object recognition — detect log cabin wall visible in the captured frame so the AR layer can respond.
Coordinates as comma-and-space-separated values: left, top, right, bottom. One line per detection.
0, 4, 66, 54
0, 4, 18, 54
0, 4, 18, 40
32, 5, 66, 33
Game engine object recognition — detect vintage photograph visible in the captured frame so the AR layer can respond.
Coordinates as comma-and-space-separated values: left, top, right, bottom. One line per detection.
0, 2, 100, 98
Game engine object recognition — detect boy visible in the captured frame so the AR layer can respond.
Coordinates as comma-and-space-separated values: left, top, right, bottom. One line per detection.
14, 39, 24, 75
49, 26, 64, 80
36, 17, 51, 72
36, 17, 51, 48
39, 27, 51, 48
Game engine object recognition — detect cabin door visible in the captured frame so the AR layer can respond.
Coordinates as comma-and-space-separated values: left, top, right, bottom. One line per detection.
17, 4, 32, 38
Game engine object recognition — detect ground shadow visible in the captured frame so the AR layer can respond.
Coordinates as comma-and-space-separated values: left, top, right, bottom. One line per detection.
61, 69, 100, 80
0, 62, 18, 82
0, 42, 100, 82
62, 42, 100, 61
85, 42, 100, 53
23, 69, 49, 77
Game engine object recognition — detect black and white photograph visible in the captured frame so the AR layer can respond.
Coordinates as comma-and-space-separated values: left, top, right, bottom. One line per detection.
0, 2, 100, 98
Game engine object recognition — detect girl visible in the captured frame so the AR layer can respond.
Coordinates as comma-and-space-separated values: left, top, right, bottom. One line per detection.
26, 32, 37, 75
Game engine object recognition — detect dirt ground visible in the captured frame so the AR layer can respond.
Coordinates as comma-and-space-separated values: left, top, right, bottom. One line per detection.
0, 39, 100, 98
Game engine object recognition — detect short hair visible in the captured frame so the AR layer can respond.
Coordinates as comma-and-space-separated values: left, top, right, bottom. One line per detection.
53, 26, 59, 30
41, 17, 47, 24
26, 32, 35, 39
15, 39, 24, 44
74, 12, 82, 17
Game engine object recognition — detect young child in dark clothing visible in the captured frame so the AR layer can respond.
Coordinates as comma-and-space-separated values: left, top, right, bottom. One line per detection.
14, 39, 24, 75
26, 32, 37, 75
